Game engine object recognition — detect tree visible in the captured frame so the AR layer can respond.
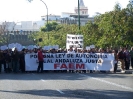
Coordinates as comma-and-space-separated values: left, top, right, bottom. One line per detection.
30, 3, 133, 48
41, 21, 62, 32
0, 21, 10, 44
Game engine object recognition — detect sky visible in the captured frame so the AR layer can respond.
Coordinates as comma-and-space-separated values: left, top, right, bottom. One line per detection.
0, 0, 130, 22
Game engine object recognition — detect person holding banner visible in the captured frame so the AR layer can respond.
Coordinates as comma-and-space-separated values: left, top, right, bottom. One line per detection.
37, 47, 44, 73
19, 49, 26, 73
12, 48, 20, 73
68, 47, 75, 73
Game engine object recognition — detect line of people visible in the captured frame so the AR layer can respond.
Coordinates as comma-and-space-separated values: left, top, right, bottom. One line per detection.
0, 47, 133, 73
0, 48, 25, 73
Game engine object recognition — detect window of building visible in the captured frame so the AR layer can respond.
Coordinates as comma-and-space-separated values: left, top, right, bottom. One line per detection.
42, 18, 45, 20
82, 11, 84, 14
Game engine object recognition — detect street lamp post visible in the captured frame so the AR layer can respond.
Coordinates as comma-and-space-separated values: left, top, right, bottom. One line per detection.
40, 0, 49, 45
40, 0, 48, 25
28, 0, 49, 45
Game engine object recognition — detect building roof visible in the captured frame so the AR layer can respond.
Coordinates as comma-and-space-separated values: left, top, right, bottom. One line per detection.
41, 14, 61, 17
62, 12, 75, 14
80, 0, 85, 7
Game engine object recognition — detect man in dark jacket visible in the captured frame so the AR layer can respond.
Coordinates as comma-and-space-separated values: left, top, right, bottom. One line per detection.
0, 50, 4, 73
12, 48, 20, 73
5, 50, 12, 73
37, 47, 44, 73
19, 49, 25, 73
2, 50, 7, 72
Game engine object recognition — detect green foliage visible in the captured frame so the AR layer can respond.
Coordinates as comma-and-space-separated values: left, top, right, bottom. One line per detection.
41, 21, 62, 32
30, 3, 133, 48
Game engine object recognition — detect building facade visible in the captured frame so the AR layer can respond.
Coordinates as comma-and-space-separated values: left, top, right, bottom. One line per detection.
60, 0, 94, 25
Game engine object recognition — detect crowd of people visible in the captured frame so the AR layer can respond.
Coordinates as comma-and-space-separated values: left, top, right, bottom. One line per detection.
0, 46, 133, 74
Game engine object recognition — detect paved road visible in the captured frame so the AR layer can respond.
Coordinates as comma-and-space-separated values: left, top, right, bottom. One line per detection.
0, 72, 133, 99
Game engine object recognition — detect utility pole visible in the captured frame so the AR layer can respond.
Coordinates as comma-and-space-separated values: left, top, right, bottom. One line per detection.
78, 0, 80, 32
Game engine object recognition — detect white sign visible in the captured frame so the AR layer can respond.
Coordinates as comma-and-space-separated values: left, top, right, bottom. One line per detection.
90, 45, 95, 48
66, 34, 83, 49
25, 53, 114, 71
86, 46, 90, 50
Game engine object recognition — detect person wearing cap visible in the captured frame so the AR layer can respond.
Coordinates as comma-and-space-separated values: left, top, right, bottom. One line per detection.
37, 47, 44, 73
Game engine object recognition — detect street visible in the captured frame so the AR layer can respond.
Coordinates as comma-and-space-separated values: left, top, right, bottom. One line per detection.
0, 72, 133, 99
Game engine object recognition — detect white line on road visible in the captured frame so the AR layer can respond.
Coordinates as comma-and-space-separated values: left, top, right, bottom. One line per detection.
56, 89, 65, 94
79, 74, 133, 91
32, 73, 35, 75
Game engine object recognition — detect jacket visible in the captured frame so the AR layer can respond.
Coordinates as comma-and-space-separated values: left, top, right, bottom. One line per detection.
38, 50, 44, 61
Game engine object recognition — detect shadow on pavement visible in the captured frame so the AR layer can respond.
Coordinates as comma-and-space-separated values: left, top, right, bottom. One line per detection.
0, 72, 132, 81
0, 89, 132, 99
0, 73, 88, 81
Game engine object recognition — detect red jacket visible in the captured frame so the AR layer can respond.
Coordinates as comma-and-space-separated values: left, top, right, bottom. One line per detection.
38, 50, 44, 61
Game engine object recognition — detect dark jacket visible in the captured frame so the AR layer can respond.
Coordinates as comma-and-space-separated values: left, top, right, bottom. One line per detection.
118, 51, 125, 59
0, 52, 4, 61
5, 53, 12, 63
12, 51, 20, 61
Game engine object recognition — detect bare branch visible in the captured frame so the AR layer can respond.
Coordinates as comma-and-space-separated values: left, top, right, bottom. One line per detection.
0, 21, 10, 35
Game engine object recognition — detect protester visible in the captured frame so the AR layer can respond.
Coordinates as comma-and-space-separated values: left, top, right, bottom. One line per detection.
37, 47, 44, 73
5, 50, 12, 73
67, 47, 75, 73
0, 45, 133, 74
19, 49, 25, 73
117, 48, 125, 72
0, 50, 4, 73
2, 50, 7, 72
130, 47, 133, 69
113, 50, 118, 73
12, 48, 20, 73
124, 48, 130, 70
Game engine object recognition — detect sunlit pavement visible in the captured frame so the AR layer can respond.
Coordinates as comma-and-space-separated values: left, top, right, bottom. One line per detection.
0, 72, 133, 99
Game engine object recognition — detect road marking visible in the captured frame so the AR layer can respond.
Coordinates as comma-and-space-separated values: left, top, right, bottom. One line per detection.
79, 74, 133, 91
56, 89, 65, 94
41, 79, 46, 82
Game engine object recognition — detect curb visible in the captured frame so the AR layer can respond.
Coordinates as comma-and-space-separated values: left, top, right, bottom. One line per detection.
125, 71, 133, 74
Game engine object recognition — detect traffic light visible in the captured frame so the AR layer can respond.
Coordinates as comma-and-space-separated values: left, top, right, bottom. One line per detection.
39, 38, 42, 42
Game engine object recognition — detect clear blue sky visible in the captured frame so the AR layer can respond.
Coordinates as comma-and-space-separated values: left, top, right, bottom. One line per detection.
0, 0, 129, 22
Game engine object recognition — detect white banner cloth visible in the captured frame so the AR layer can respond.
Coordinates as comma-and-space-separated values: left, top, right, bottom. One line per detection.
25, 53, 114, 71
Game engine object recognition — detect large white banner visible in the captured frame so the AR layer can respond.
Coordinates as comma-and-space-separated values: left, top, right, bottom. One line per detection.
66, 34, 83, 49
25, 53, 114, 71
